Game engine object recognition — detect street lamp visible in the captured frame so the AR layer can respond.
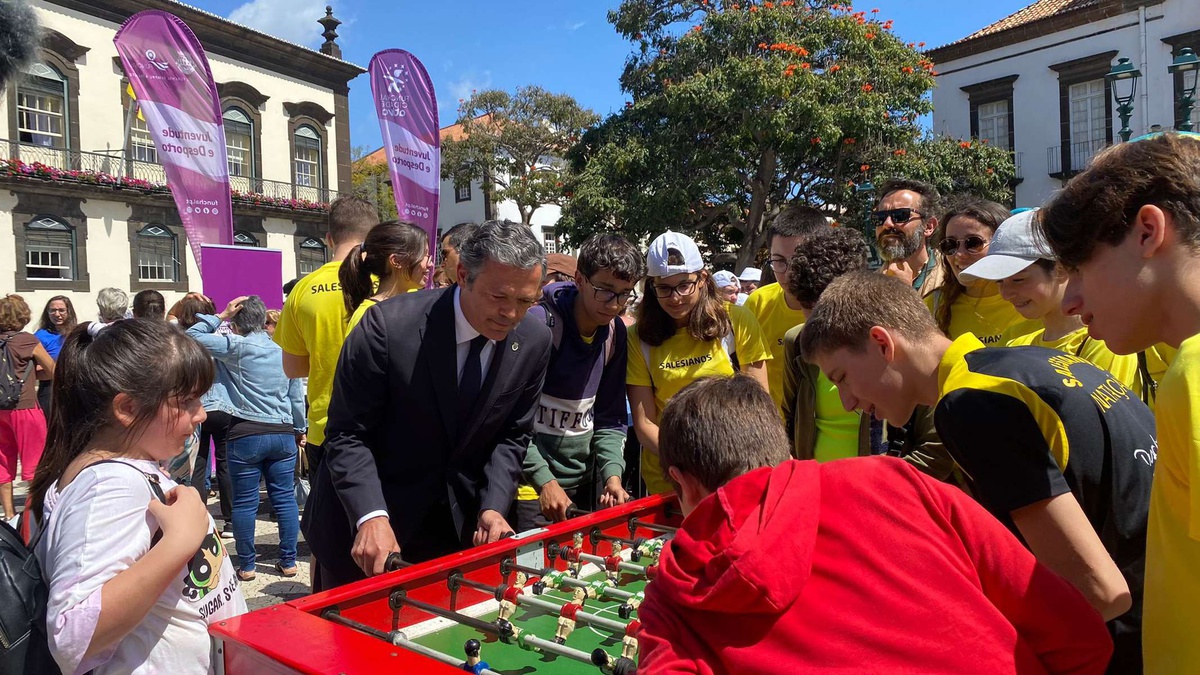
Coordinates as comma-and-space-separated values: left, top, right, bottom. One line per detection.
1106, 57, 1142, 142
1170, 47, 1200, 132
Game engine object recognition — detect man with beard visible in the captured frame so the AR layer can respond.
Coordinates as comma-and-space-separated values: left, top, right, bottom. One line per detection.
873, 179, 945, 298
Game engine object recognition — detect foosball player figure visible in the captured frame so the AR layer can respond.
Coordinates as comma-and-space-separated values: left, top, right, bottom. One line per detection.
604, 542, 624, 584
618, 591, 644, 620
564, 532, 585, 578
462, 639, 490, 675
497, 572, 528, 624
554, 588, 587, 645
622, 619, 642, 661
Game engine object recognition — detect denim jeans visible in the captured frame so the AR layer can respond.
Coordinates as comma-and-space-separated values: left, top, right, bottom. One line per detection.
227, 433, 298, 572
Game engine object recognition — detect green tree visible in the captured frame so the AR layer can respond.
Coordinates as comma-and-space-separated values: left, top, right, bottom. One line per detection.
561, 0, 971, 267
351, 158, 398, 221
442, 86, 599, 225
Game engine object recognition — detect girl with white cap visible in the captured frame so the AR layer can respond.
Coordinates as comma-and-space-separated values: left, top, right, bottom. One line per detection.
626, 232, 771, 494
959, 209, 1155, 407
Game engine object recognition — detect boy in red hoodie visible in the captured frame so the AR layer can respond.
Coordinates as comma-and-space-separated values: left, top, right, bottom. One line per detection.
639, 375, 1112, 674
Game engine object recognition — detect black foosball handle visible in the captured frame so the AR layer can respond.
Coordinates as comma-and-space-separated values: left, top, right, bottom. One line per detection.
385, 552, 409, 572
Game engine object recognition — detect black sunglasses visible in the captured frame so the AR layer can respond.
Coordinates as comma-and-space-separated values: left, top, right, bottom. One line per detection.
938, 235, 989, 256
872, 208, 924, 226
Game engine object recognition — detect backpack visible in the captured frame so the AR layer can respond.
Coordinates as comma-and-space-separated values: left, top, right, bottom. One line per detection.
0, 334, 34, 411
0, 461, 166, 675
529, 296, 618, 366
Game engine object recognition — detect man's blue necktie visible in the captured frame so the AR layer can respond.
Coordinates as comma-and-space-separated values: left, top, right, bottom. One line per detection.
459, 334, 488, 416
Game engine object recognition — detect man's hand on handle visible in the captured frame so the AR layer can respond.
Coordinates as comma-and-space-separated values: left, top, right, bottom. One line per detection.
474, 509, 514, 546
539, 480, 574, 522
352, 516, 401, 577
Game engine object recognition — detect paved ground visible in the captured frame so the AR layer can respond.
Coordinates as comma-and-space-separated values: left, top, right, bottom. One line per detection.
12, 477, 312, 612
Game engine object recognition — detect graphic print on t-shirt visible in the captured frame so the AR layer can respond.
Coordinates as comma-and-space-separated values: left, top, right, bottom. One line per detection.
182, 530, 227, 601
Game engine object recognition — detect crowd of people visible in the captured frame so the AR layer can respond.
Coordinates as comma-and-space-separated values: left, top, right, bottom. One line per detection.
1, 131, 1198, 674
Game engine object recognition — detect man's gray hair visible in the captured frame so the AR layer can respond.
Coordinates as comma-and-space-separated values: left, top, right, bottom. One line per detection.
96, 287, 129, 322
232, 295, 267, 334
458, 220, 545, 284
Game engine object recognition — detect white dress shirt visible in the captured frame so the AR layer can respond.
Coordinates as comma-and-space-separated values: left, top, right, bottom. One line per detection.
356, 287, 497, 530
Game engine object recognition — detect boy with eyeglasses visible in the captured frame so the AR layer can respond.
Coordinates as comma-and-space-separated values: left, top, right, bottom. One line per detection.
800, 270, 1155, 672
512, 234, 644, 531
873, 178, 946, 297
745, 205, 830, 411
1036, 132, 1200, 672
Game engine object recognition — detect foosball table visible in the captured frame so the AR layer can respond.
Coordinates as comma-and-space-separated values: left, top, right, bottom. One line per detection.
211, 494, 681, 674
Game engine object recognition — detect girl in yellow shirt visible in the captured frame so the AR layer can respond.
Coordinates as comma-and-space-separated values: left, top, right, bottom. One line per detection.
926, 198, 1038, 345
340, 221, 432, 334
626, 232, 772, 494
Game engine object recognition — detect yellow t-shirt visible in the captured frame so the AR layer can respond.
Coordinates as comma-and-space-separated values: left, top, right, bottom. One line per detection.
1144, 333, 1200, 672
926, 289, 1039, 346
345, 298, 378, 336
627, 304, 772, 494
274, 261, 348, 446
813, 370, 860, 462
744, 283, 806, 411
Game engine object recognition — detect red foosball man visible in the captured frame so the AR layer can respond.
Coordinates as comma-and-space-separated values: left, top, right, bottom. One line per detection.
622, 619, 642, 660
604, 542, 624, 584
564, 532, 585, 578
554, 587, 587, 645
646, 561, 659, 580
497, 572, 527, 623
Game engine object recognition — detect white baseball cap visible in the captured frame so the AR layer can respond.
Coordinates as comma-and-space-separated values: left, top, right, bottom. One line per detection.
958, 209, 1055, 285
713, 270, 739, 288
647, 231, 705, 278
738, 267, 762, 282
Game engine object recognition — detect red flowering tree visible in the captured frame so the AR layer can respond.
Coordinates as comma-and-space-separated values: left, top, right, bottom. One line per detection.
441, 86, 598, 225
560, 0, 996, 265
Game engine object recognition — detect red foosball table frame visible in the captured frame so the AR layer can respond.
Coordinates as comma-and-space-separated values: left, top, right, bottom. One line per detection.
210, 494, 680, 674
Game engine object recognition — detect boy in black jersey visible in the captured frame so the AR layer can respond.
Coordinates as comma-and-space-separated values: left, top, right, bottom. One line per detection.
799, 270, 1154, 673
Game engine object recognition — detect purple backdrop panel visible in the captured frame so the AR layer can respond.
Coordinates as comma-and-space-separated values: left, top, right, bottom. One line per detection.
201, 245, 284, 311
370, 49, 440, 286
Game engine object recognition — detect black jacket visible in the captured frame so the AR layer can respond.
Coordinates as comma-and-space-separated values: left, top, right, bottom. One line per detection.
303, 287, 551, 584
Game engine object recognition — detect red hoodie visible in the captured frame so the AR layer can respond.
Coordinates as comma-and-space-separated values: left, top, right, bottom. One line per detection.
638, 458, 1112, 674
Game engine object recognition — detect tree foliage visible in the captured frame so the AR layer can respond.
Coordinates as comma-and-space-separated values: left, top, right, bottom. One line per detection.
442, 86, 599, 224
560, 0, 1006, 266
350, 158, 398, 221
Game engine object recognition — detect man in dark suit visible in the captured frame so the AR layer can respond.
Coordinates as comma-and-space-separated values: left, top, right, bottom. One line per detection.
304, 220, 551, 590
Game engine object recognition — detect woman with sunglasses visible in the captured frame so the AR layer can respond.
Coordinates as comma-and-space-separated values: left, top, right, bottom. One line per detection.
33, 295, 77, 413
926, 197, 1038, 345
959, 209, 1163, 409
627, 232, 772, 494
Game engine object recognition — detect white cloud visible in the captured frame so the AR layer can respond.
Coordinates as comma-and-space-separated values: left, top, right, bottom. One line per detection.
228, 0, 329, 48
566, 21, 586, 31
439, 71, 492, 122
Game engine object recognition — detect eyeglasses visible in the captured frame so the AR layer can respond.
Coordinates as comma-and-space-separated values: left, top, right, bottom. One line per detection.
938, 235, 989, 256
48, 309, 69, 314
586, 277, 638, 306
769, 256, 790, 273
652, 279, 699, 298
872, 208, 924, 226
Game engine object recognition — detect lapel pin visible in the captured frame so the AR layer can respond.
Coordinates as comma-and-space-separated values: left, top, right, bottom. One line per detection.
511, 342, 519, 352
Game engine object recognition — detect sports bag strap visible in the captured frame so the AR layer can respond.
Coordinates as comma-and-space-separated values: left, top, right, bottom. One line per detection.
1137, 350, 1157, 405
86, 459, 168, 503
23, 461, 167, 550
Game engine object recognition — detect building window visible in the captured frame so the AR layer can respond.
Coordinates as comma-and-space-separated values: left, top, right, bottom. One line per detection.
542, 229, 557, 254
130, 114, 157, 163
294, 125, 322, 188
17, 63, 67, 148
136, 224, 178, 282
298, 237, 327, 275
24, 215, 75, 281
224, 108, 254, 179
234, 230, 260, 247
1068, 79, 1107, 167
455, 182, 472, 202
976, 100, 1011, 150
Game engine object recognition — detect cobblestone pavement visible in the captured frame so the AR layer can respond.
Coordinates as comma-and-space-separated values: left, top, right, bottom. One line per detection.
12, 478, 311, 612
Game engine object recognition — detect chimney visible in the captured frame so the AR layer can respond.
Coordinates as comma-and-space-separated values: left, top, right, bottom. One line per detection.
319, 5, 342, 58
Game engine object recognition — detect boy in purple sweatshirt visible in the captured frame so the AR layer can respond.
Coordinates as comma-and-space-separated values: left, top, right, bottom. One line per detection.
512, 234, 645, 531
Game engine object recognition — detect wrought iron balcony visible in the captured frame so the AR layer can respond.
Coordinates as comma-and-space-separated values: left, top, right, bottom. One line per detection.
1047, 139, 1110, 179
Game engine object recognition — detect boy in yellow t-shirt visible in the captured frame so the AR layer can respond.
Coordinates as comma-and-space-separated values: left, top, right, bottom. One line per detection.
627, 231, 772, 494
745, 205, 829, 411
1036, 132, 1200, 672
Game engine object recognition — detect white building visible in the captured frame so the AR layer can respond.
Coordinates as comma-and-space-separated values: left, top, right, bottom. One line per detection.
0, 0, 364, 320
927, 0, 1200, 207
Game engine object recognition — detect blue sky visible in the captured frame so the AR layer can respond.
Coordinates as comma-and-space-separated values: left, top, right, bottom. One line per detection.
189, 0, 1034, 154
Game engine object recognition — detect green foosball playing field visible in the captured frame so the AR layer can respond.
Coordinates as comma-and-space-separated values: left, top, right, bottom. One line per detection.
404, 538, 661, 674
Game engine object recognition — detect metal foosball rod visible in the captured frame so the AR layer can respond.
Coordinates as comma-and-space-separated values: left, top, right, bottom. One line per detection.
589, 528, 647, 560
389, 591, 635, 674
567, 549, 646, 577
502, 558, 637, 601
321, 609, 502, 675
450, 573, 630, 635
628, 517, 678, 535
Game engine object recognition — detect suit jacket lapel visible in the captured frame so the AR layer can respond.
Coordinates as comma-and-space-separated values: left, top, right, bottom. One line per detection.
423, 289, 459, 446
457, 327, 522, 452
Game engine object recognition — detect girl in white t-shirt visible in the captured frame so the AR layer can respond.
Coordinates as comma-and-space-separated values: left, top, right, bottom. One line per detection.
27, 319, 246, 675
